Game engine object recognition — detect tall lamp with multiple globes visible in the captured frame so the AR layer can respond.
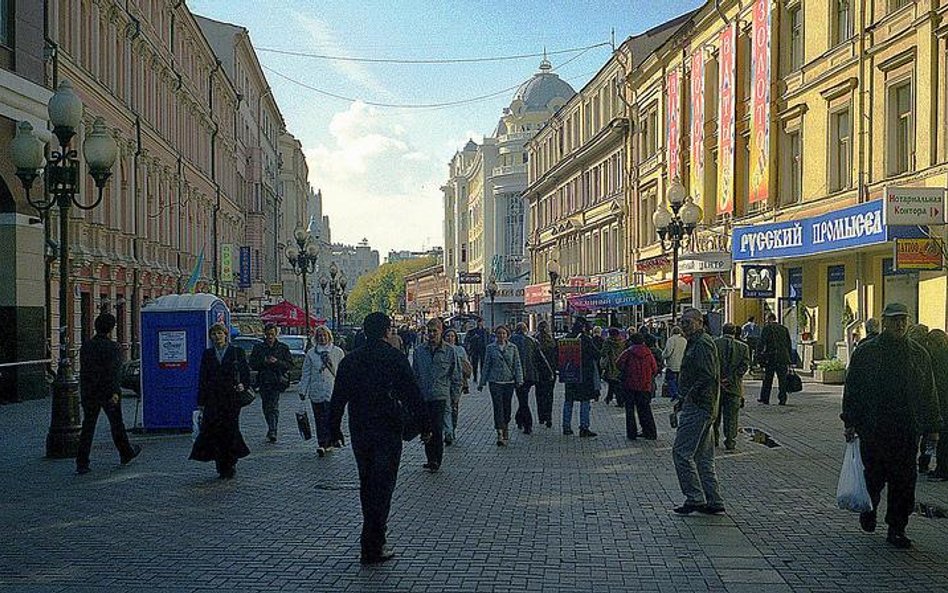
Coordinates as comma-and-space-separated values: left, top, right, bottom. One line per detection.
452, 288, 468, 315
652, 178, 703, 325
546, 258, 561, 335
10, 80, 119, 458
284, 226, 319, 348
319, 262, 347, 330
486, 275, 498, 330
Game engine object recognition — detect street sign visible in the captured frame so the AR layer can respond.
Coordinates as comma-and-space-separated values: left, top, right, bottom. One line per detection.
894, 238, 944, 271
884, 187, 946, 226
269, 283, 284, 297
678, 251, 732, 274
458, 271, 482, 284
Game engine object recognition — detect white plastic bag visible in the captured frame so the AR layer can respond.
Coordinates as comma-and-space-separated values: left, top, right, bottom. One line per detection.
836, 438, 873, 513
192, 409, 202, 442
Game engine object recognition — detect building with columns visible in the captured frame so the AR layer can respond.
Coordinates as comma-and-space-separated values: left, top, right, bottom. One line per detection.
277, 132, 312, 309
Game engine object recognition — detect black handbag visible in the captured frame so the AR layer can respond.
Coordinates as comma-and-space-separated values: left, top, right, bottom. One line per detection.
786, 369, 803, 393
234, 364, 256, 407
296, 402, 313, 441
389, 389, 422, 442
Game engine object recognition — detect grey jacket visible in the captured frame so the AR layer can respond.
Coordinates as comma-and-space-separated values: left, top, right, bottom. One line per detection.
510, 331, 546, 384
478, 342, 524, 388
412, 341, 462, 402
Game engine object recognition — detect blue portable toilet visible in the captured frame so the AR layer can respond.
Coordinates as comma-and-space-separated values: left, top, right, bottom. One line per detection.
140, 294, 231, 431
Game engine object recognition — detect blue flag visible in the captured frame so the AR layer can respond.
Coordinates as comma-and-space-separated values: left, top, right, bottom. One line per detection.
183, 247, 205, 294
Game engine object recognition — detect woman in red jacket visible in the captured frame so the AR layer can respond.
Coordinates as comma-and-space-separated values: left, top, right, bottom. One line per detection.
616, 333, 658, 440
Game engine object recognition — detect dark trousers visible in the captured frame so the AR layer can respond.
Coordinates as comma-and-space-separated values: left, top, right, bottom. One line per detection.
759, 363, 788, 404
260, 389, 281, 436
424, 400, 445, 466
606, 379, 622, 404
535, 381, 554, 424
76, 397, 135, 469
861, 433, 917, 532
352, 428, 403, 557
714, 393, 742, 448
934, 421, 948, 476
625, 390, 657, 439
470, 350, 485, 382
515, 381, 535, 430
489, 382, 515, 429
310, 401, 332, 448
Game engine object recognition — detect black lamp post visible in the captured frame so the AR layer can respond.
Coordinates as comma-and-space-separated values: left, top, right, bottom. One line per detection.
653, 178, 703, 325
486, 276, 498, 330
547, 259, 560, 334
10, 80, 119, 458
320, 262, 347, 331
285, 226, 319, 348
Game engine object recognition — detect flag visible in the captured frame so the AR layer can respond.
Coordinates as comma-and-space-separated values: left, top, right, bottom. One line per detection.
183, 247, 205, 294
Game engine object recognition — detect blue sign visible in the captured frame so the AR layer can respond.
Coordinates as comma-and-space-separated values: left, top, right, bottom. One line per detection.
742, 265, 777, 299
733, 200, 891, 261
239, 246, 252, 289
787, 267, 803, 301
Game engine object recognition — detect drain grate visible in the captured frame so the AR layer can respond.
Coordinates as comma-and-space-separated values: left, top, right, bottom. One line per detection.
915, 502, 948, 519
740, 427, 782, 448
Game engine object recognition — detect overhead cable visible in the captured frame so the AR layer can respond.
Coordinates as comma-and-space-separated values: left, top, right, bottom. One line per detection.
256, 42, 611, 64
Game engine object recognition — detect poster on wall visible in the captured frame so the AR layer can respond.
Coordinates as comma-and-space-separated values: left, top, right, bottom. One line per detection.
717, 22, 737, 215
557, 338, 582, 384
748, 0, 772, 205
667, 67, 682, 183
690, 48, 705, 205
894, 238, 944, 271
158, 330, 188, 369
742, 264, 776, 299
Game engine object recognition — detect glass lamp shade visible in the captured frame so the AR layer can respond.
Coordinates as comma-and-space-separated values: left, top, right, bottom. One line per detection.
680, 198, 703, 227
666, 177, 687, 208
82, 117, 118, 172
305, 242, 319, 258
546, 258, 561, 276
11, 122, 46, 172
652, 205, 673, 231
48, 80, 83, 134
285, 245, 300, 262
294, 226, 308, 243
339, 274, 348, 289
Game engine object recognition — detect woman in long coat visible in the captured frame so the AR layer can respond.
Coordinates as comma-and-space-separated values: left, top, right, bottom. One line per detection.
190, 323, 251, 479
563, 318, 600, 437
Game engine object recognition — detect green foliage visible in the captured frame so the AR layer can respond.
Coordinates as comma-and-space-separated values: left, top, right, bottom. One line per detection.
817, 358, 847, 372
346, 257, 437, 325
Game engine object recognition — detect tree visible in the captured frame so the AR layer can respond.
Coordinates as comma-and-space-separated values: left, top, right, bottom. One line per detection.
346, 257, 436, 325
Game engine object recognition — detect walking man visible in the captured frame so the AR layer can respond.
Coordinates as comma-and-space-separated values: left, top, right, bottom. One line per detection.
662, 326, 687, 399
757, 313, 792, 405
672, 307, 724, 515
76, 313, 141, 475
330, 312, 428, 565
714, 323, 750, 451
412, 318, 461, 472
741, 316, 760, 367
842, 303, 941, 548
249, 323, 293, 442
510, 322, 543, 434
464, 319, 488, 382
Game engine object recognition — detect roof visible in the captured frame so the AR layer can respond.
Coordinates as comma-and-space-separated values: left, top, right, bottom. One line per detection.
143, 293, 226, 312
511, 58, 576, 114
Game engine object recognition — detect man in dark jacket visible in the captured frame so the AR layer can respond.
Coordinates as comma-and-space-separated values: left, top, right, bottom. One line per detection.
757, 313, 792, 405
714, 324, 750, 451
510, 322, 544, 434
76, 313, 141, 475
672, 307, 723, 515
464, 320, 488, 382
842, 302, 941, 549
249, 323, 293, 442
330, 312, 427, 565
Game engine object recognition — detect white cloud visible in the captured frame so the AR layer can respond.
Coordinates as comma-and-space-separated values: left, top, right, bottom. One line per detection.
293, 13, 390, 98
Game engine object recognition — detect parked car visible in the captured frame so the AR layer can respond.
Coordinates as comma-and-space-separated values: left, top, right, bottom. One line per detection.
121, 359, 140, 397
277, 335, 307, 383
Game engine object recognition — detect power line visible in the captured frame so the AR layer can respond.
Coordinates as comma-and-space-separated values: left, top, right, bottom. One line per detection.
256, 42, 611, 64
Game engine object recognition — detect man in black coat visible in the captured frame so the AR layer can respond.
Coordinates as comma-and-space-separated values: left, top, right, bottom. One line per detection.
249, 323, 293, 442
756, 313, 792, 405
464, 319, 488, 382
76, 313, 141, 475
330, 312, 427, 565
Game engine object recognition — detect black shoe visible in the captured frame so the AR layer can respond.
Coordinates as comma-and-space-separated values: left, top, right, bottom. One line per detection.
699, 505, 726, 515
121, 444, 143, 465
219, 467, 236, 479
361, 548, 396, 565
563, 428, 574, 436
267, 433, 277, 443
76, 466, 91, 475
859, 511, 877, 533
422, 462, 434, 470
426, 463, 440, 473
673, 503, 706, 515
757, 399, 769, 405
545, 421, 552, 428
928, 472, 948, 482
317, 447, 327, 457
579, 428, 597, 438
886, 529, 912, 549
523, 425, 532, 435
778, 399, 787, 406
444, 437, 453, 446
643, 434, 658, 441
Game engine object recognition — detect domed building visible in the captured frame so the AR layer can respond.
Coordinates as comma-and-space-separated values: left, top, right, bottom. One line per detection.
442, 59, 575, 327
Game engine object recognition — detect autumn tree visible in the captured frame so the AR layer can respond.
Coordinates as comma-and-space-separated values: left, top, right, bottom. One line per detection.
346, 257, 435, 325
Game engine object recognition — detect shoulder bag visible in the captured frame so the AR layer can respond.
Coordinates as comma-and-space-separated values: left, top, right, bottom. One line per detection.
785, 368, 803, 393
234, 362, 257, 407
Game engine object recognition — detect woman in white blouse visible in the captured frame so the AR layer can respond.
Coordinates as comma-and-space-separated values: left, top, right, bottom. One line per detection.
299, 325, 345, 456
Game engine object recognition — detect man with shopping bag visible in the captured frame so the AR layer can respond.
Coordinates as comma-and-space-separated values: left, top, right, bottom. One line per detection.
841, 302, 942, 549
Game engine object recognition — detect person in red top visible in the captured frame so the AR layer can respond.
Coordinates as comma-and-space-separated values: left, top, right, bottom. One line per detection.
616, 332, 658, 440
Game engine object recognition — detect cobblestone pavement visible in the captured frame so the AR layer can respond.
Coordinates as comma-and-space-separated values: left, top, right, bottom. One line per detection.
1, 378, 947, 593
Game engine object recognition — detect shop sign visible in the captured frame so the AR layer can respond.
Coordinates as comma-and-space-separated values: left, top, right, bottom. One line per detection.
894, 238, 944, 271
524, 283, 552, 306
238, 246, 252, 289
787, 267, 803, 301
458, 271, 482, 284
884, 187, 946, 226
678, 252, 731, 275
598, 271, 626, 291
220, 244, 233, 283
269, 283, 283, 297
733, 200, 890, 261
741, 264, 776, 299
635, 254, 670, 272
486, 281, 525, 304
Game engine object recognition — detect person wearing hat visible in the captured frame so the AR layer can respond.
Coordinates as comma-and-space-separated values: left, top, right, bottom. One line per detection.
842, 302, 942, 549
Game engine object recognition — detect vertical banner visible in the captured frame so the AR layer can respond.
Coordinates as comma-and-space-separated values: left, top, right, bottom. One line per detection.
666, 68, 682, 183
717, 22, 737, 215
690, 49, 705, 205
220, 244, 233, 283
749, 0, 772, 205
238, 246, 252, 289
557, 338, 583, 384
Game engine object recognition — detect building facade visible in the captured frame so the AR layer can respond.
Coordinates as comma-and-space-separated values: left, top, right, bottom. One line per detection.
330, 238, 380, 290
404, 264, 448, 324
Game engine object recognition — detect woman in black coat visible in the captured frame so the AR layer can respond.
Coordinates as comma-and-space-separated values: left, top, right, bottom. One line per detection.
189, 323, 251, 479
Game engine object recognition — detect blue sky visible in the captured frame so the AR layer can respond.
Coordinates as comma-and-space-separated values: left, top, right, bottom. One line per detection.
189, 0, 704, 257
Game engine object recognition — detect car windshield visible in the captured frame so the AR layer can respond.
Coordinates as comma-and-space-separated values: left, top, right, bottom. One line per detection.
277, 336, 307, 351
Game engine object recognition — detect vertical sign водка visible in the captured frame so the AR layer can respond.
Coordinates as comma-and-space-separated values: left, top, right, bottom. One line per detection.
717, 22, 737, 215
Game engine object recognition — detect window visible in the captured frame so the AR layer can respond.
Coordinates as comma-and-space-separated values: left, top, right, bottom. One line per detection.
833, 1, 853, 46
785, 130, 802, 205
789, 5, 804, 71
888, 82, 913, 175
829, 108, 852, 192
638, 187, 658, 247
641, 106, 659, 160
890, 0, 912, 11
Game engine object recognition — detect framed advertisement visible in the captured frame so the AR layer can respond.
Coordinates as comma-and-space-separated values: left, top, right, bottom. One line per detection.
742, 264, 776, 299
158, 330, 188, 369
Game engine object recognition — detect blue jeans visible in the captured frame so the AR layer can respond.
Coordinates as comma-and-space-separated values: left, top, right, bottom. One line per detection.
665, 369, 680, 399
672, 401, 723, 507
562, 400, 591, 430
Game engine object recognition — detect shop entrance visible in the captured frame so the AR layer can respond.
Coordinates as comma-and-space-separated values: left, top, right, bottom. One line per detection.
883, 258, 919, 324
826, 266, 846, 358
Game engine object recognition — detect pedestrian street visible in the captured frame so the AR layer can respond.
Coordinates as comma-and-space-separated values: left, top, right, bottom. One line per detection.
1, 379, 947, 593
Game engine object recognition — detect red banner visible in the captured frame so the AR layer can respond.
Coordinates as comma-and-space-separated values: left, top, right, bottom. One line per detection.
690, 49, 705, 205
717, 23, 737, 215
666, 68, 682, 182
749, 0, 772, 204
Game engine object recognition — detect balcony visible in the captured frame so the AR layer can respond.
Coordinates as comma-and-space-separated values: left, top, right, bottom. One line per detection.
491, 163, 526, 177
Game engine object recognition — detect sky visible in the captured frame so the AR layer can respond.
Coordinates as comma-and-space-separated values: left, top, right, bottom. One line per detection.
189, 0, 704, 258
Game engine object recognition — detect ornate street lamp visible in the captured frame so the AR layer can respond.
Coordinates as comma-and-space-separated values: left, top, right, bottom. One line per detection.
320, 261, 347, 331
452, 288, 467, 315
546, 258, 561, 335
285, 226, 320, 349
486, 275, 498, 330
653, 177, 703, 325
10, 80, 118, 458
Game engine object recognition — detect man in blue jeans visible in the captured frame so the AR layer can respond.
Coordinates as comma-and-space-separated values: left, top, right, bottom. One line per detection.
672, 307, 724, 515
412, 318, 461, 472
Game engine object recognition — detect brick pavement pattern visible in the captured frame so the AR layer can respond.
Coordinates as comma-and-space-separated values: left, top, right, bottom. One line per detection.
1, 379, 947, 592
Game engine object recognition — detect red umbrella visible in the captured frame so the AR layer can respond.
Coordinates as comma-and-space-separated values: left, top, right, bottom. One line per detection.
259, 300, 323, 328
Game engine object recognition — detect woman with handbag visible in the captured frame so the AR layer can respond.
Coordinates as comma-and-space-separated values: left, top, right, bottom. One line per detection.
478, 325, 523, 447
299, 325, 346, 457
189, 323, 252, 479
